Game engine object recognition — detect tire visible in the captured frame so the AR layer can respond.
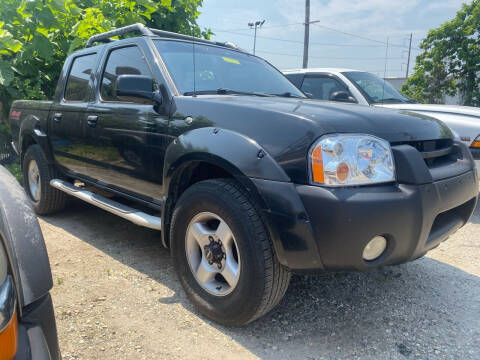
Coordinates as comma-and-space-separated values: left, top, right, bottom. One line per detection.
22, 144, 67, 215
170, 178, 291, 326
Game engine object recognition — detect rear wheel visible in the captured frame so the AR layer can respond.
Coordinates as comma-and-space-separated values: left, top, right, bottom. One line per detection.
22, 145, 67, 215
171, 179, 291, 326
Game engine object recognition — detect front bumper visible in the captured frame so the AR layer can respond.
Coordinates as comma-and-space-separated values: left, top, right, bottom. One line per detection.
297, 170, 477, 271
254, 142, 478, 272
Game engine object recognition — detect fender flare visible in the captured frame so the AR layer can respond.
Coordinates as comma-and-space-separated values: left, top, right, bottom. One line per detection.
19, 115, 54, 163
0, 165, 53, 309
161, 127, 291, 248
163, 127, 290, 191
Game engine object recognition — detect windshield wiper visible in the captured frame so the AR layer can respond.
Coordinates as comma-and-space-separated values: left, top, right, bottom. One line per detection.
269, 92, 305, 98
183, 88, 273, 97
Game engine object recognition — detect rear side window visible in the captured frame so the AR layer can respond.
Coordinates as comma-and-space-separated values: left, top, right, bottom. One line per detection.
301, 76, 347, 100
64, 54, 97, 102
100, 46, 152, 102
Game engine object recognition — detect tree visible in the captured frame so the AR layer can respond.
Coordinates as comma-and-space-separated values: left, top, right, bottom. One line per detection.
402, 1, 480, 106
0, 0, 210, 120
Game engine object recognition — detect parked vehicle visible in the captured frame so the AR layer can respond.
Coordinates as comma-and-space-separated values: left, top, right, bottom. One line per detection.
283, 68, 480, 170
0, 165, 60, 359
8, 24, 478, 326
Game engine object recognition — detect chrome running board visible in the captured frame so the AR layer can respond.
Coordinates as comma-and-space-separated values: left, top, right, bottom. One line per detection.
50, 179, 162, 230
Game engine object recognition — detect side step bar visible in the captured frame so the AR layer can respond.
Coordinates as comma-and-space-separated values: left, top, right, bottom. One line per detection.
50, 179, 162, 230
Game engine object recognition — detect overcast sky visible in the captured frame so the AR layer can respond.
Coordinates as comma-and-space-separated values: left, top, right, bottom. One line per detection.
197, 0, 469, 78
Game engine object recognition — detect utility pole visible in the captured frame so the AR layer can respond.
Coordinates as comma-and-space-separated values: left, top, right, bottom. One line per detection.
248, 20, 265, 55
303, 0, 310, 68
405, 33, 413, 78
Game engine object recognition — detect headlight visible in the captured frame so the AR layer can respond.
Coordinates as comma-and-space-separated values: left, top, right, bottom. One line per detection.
309, 134, 395, 186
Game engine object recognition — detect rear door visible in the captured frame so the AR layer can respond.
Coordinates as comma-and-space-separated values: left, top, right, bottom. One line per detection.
84, 41, 171, 201
50, 52, 98, 175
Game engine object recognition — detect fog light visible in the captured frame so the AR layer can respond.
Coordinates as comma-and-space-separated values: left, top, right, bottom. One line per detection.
363, 236, 387, 261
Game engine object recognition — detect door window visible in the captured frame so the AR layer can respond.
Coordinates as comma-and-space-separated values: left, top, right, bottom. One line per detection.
64, 53, 97, 102
100, 46, 153, 103
301, 76, 347, 100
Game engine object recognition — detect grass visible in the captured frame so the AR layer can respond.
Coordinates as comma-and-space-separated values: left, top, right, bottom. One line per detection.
5, 162, 22, 184
0, 122, 23, 184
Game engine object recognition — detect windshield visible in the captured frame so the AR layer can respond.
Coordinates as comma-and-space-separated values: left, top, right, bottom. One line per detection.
342, 71, 410, 104
154, 40, 305, 98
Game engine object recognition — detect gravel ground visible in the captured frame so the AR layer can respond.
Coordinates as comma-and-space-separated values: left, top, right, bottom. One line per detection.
39, 199, 480, 360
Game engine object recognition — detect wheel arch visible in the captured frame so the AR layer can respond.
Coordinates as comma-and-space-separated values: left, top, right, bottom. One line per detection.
0, 165, 53, 309
161, 127, 290, 248
19, 115, 54, 164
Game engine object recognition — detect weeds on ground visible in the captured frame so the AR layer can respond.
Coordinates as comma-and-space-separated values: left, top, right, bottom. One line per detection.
0, 122, 23, 184
5, 162, 22, 184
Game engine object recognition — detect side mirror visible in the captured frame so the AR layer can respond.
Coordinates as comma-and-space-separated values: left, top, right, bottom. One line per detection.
116, 75, 162, 105
330, 91, 357, 103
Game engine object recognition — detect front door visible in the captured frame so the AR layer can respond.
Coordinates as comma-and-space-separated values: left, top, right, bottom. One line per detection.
301, 75, 351, 101
84, 43, 170, 201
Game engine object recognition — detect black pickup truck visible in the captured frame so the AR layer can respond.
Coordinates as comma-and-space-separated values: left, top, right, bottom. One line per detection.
8, 24, 478, 326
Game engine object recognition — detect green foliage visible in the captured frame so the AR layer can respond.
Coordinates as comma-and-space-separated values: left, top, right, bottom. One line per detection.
5, 162, 22, 184
0, 0, 210, 119
0, 123, 21, 183
0, 122, 10, 135
402, 1, 480, 106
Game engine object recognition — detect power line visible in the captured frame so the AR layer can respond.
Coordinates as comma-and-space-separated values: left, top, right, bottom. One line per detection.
312, 23, 424, 51
256, 49, 403, 60
214, 22, 304, 32
213, 29, 400, 48
216, 22, 424, 51
311, 23, 405, 47
213, 22, 421, 77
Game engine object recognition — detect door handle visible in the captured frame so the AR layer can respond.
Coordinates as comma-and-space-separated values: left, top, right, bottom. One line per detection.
87, 115, 98, 128
53, 113, 62, 123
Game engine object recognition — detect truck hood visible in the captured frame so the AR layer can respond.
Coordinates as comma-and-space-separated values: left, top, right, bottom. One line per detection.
185, 96, 454, 143
173, 96, 455, 183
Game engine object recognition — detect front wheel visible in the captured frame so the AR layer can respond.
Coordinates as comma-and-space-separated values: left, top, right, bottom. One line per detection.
171, 179, 291, 326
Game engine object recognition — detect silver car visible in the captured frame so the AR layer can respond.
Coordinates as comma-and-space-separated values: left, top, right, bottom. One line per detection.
283, 68, 480, 172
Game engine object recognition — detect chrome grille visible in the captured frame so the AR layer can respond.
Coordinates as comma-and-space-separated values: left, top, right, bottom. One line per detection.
394, 139, 454, 167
